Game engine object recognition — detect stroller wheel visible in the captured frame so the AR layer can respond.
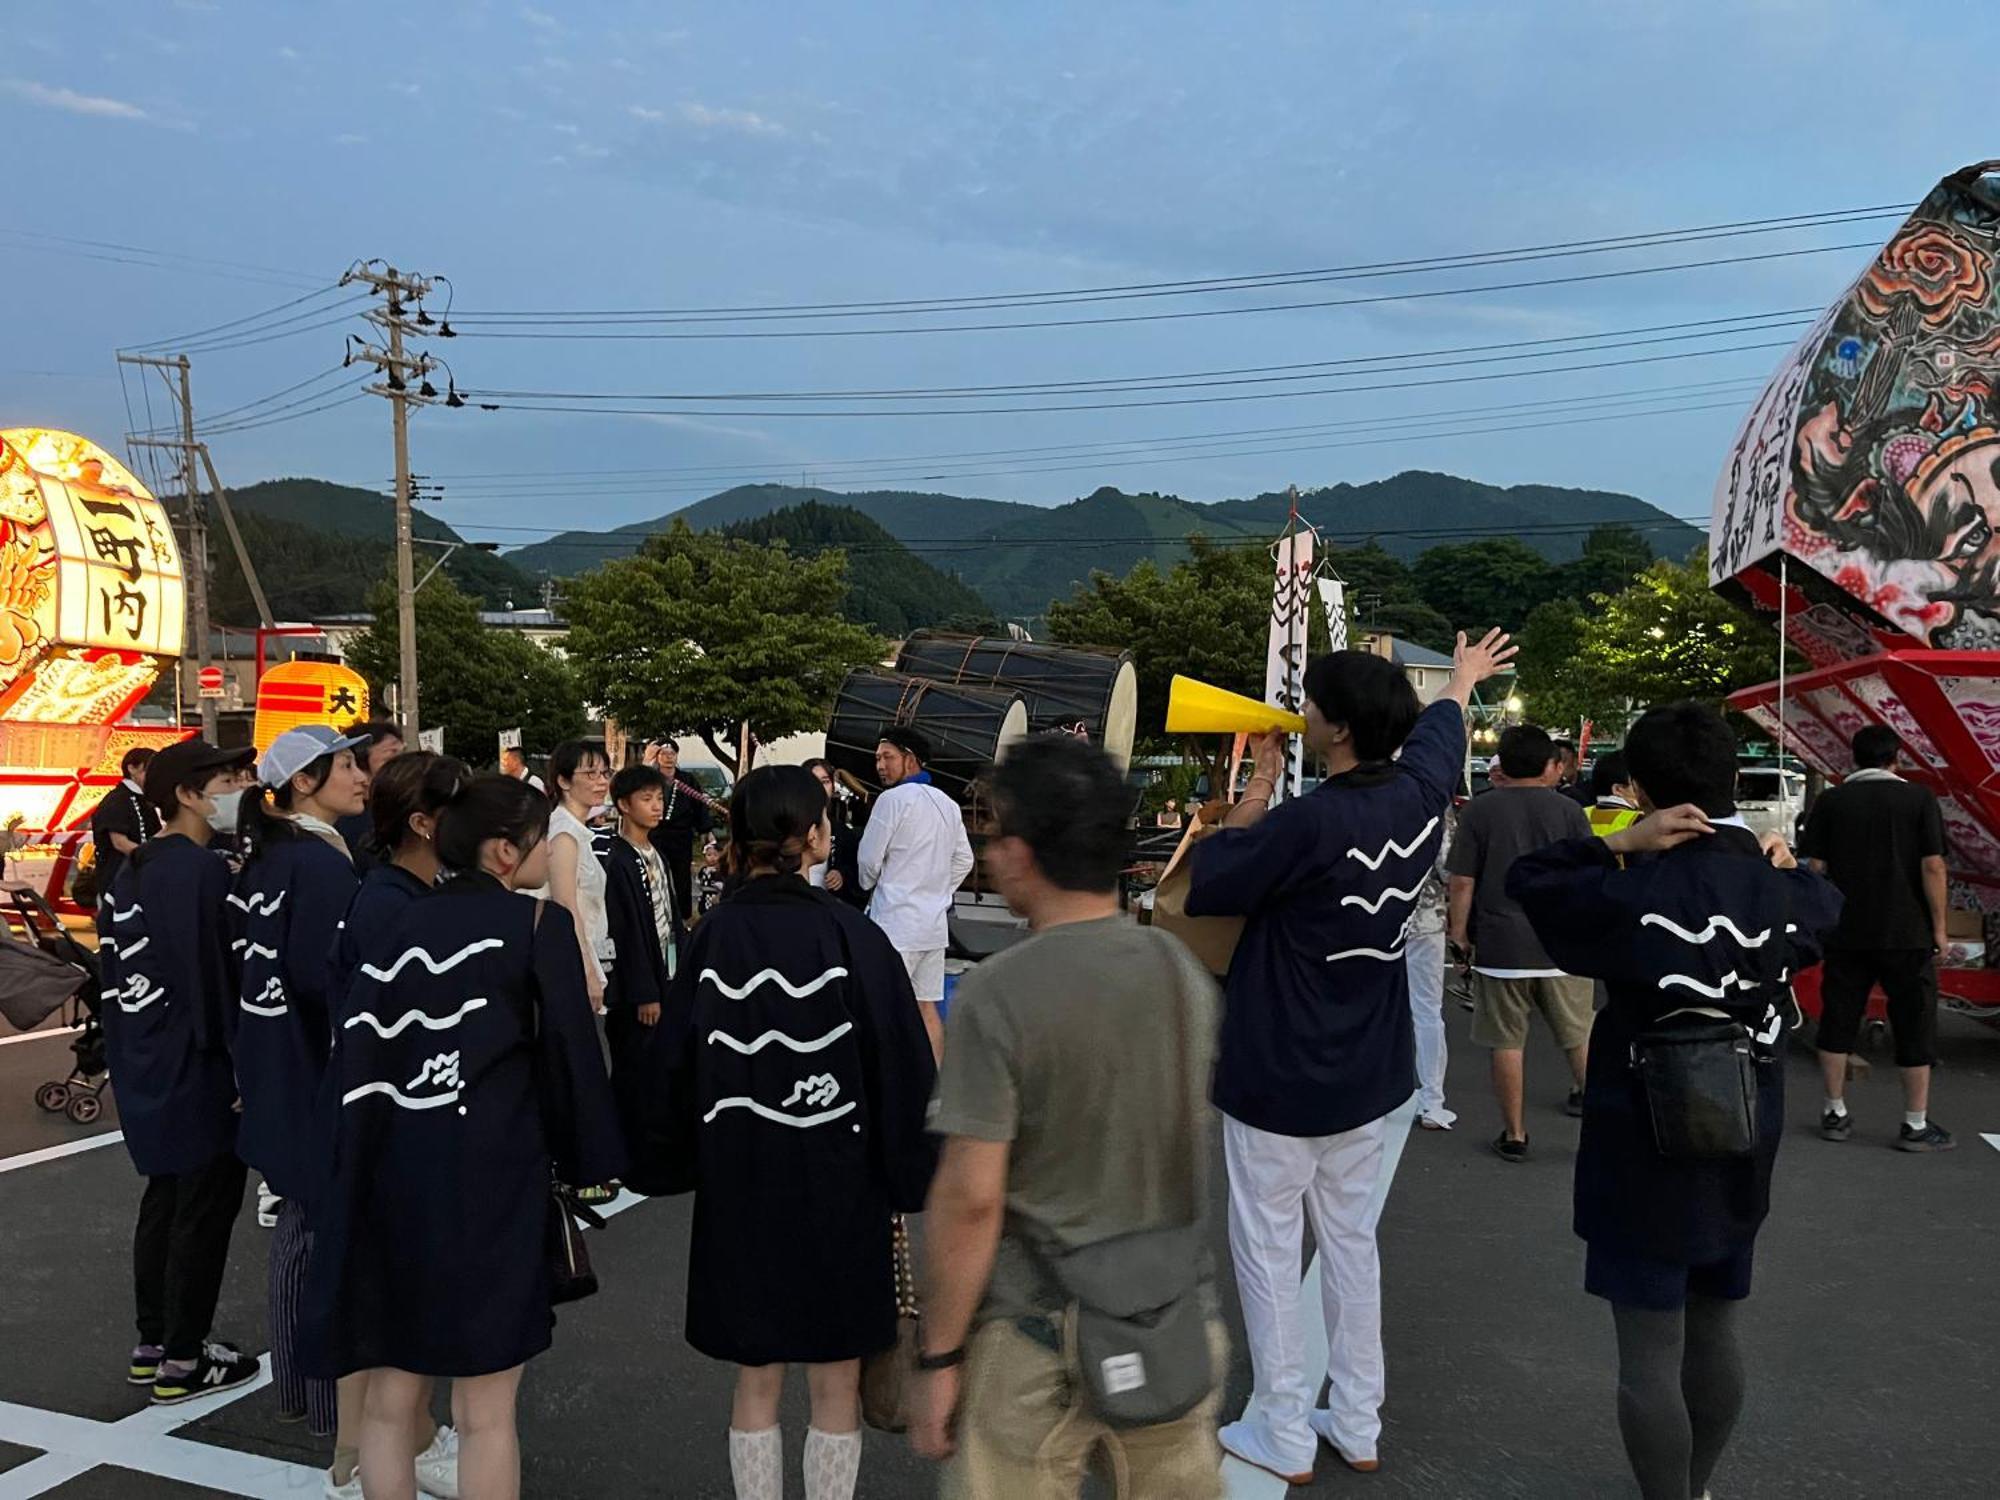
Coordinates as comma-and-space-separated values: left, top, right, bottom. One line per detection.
66, 1093, 102, 1125
34, 1082, 69, 1113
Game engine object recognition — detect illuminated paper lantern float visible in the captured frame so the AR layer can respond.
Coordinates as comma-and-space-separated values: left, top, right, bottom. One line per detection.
0, 431, 187, 862
252, 659, 368, 754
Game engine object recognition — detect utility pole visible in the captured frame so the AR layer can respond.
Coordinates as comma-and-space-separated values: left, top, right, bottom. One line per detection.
342, 262, 453, 736
119, 352, 214, 738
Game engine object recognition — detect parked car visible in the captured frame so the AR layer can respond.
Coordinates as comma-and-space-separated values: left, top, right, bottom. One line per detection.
1736, 764, 1806, 841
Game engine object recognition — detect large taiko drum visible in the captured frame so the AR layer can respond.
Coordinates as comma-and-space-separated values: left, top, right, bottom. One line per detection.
825, 669, 1030, 803
893, 632, 1139, 771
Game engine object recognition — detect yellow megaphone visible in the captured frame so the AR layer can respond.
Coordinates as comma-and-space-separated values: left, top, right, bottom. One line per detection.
1165, 675, 1307, 736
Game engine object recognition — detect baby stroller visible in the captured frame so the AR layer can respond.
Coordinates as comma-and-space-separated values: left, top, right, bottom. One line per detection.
1, 884, 107, 1125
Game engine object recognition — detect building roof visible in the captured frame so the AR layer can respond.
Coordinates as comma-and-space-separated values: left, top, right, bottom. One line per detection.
1388, 639, 1455, 669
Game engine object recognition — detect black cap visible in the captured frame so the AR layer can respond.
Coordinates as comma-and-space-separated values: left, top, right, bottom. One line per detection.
143, 738, 255, 812
878, 725, 932, 764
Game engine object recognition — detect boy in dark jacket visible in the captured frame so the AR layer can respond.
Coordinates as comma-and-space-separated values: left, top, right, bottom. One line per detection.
1508, 702, 1842, 1500
599, 764, 683, 1140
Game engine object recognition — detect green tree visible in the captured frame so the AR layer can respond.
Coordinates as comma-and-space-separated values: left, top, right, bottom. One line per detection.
347, 573, 585, 765
1365, 600, 1455, 653
559, 521, 885, 771
1411, 537, 1557, 633
1518, 550, 1786, 731
1553, 524, 1654, 603
1046, 536, 1292, 750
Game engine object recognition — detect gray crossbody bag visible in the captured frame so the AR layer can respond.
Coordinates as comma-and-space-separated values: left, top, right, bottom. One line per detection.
1026, 944, 1215, 1429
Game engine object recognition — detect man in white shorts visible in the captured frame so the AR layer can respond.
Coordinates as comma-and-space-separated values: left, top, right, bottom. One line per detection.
859, 726, 975, 1060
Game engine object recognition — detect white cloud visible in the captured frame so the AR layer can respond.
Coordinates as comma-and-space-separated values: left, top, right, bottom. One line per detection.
629, 105, 665, 122
575, 142, 611, 160
678, 101, 785, 138
552, 121, 581, 135
521, 6, 560, 32
334, 132, 368, 145
277, 46, 300, 61
4, 78, 148, 120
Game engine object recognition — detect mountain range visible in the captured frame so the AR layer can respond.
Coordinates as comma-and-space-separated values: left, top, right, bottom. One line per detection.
506, 472, 1701, 620
212, 470, 1700, 628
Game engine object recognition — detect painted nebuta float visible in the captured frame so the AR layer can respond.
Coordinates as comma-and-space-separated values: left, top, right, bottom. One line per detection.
1715, 163, 2000, 1009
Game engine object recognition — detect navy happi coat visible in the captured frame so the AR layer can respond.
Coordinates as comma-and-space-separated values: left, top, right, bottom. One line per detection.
230, 832, 357, 1207
664, 876, 937, 1365
303, 874, 624, 1377
1509, 827, 1843, 1262
99, 835, 239, 1178
1187, 699, 1463, 1137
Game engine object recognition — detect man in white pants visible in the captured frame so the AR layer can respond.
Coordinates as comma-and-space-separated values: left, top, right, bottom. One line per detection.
1407, 817, 1457, 1130
859, 726, 974, 1060
1185, 631, 1512, 1483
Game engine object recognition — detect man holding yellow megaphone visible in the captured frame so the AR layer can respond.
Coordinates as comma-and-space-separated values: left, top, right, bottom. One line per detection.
1171, 629, 1514, 1485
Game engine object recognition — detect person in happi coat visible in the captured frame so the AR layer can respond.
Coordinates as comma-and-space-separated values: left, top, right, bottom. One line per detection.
87, 744, 160, 911
597, 762, 683, 1167
230, 725, 368, 1446
98, 737, 260, 1404
320, 750, 468, 1500
661, 764, 937, 1500
305, 774, 623, 1500
1507, 703, 1842, 1500
644, 737, 715, 924
1184, 631, 1515, 1483
332, 720, 405, 871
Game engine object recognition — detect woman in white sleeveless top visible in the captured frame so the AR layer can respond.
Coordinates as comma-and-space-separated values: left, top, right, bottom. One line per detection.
543, 740, 613, 1014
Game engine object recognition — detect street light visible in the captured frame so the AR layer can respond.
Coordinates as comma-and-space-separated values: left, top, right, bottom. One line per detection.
1505, 694, 1523, 714
413, 538, 500, 593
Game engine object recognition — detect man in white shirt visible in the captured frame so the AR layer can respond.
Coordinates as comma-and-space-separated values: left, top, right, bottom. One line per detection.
859, 727, 975, 1060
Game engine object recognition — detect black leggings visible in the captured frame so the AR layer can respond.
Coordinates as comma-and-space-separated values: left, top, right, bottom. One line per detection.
1611, 1296, 1745, 1500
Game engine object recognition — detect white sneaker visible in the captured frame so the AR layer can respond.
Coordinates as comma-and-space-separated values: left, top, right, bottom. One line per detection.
416, 1424, 460, 1499
1307, 1408, 1380, 1473
323, 1470, 361, 1500
256, 1183, 281, 1229
1218, 1418, 1315, 1486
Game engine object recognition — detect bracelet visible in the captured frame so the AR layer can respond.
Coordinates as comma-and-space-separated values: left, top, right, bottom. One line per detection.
915, 1344, 966, 1371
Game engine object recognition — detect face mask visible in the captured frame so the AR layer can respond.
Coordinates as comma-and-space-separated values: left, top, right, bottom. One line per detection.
207, 788, 244, 833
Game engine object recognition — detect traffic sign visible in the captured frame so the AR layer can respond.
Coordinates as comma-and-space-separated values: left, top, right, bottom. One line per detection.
197, 665, 225, 699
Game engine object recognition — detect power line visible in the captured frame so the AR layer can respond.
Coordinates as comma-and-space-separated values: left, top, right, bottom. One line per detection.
463, 338, 1793, 418
201, 376, 375, 434
459, 311, 1810, 406
0, 228, 323, 291
452, 203, 1907, 321
448, 240, 1876, 341
198, 388, 372, 436
120, 284, 355, 354
173, 306, 372, 358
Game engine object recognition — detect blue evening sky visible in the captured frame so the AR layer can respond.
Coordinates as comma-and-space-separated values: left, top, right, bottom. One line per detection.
0, 0, 1980, 550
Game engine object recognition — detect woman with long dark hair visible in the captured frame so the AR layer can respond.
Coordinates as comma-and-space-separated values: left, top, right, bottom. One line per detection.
230, 725, 368, 1455
802, 757, 865, 909
319, 750, 469, 1499
664, 765, 936, 1500
306, 774, 623, 1500
544, 739, 614, 1015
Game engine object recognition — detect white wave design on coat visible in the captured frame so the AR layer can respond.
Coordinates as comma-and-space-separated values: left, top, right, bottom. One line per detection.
110, 902, 142, 923
362, 938, 504, 984
1659, 971, 1764, 999
241, 976, 288, 1017
116, 935, 149, 960
700, 965, 848, 1000
707, 1021, 854, 1055
344, 998, 489, 1038
341, 1081, 461, 1110
1325, 945, 1407, 963
1640, 913, 1772, 947
1342, 882, 1425, 916
1345, 817, 1439, 872
225, 890, 286, 915
231, 940, 278, 961
702, 1096, 857, 1128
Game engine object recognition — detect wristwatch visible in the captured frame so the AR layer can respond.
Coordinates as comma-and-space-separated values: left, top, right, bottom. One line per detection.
915, 1344, 966, 1371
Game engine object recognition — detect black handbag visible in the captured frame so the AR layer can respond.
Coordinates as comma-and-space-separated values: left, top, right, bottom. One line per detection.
1630, 1008, 1759, 1160
547, 1183, 606, 1305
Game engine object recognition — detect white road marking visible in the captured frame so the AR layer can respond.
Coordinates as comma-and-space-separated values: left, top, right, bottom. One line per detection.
1981, 1133, 2000, 1153
0, 1351, 322, 1499
0, 1026, 78, 1049
0, 1130, 124, 1176
1221, 1094, 1417, 1498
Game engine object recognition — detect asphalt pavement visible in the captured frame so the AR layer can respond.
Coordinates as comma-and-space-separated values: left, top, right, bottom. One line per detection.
0, 999, 1994, 1498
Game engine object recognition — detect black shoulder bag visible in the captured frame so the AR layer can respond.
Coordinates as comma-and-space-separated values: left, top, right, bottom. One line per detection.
1630, 1005, 1759, 1160
530, 900, 607, 1304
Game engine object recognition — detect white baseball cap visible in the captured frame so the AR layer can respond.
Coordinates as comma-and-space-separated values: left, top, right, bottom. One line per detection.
259, 725, 371, 789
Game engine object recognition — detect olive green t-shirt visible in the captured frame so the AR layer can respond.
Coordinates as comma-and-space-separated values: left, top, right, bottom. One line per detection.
931, 916, 1219, 1320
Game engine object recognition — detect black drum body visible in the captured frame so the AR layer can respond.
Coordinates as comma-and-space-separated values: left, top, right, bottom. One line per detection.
825, 669, 1030, 803
893, 632, 1139, 771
